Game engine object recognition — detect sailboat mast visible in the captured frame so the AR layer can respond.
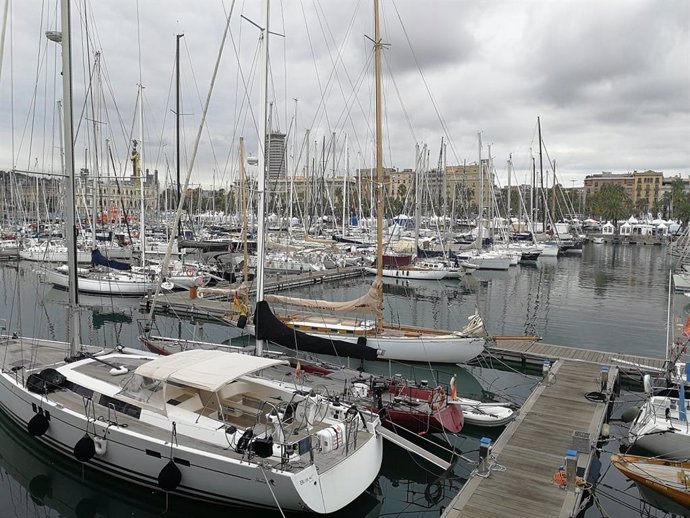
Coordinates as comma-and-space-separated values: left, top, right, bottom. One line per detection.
139, 84, 146, 267
477, 132, 483, 252
342, 134, 348, 237
538, 116, 544, 230
176, 33, 184, 238
255, 0, 270, 356
240, 137, 249, 287
374, 0, 384, 329
507, 154, 512, 223
414, 143, 420, 253
60, 0, 81, 356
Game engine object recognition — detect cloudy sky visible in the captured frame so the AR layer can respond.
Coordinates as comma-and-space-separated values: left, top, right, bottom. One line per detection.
1, 0, 688, 191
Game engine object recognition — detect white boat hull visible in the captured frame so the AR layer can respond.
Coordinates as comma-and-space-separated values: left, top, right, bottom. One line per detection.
0, 346, 383, 513
629, 395, 690, 459
538, 243, 559, 257
364, 267, 447, 280
167, 273, 211, 289
449, 399, 516, 427
42, 268, 155, 296
20, 247, 92, 264
246, 323, 485, 364
461, 255, 511, 271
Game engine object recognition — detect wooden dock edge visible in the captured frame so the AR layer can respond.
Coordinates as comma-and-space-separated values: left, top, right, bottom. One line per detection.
560, 365, 618, 517
442, 361, 619, 518
443, 361, 566, 516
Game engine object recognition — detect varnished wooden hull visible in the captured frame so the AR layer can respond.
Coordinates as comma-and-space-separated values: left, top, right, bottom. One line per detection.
611, 453, 690, 515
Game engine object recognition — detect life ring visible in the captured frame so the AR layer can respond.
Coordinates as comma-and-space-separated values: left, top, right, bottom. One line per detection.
186, 266, 195, 276
430, 387, 446, 411
94, 436, 107, 455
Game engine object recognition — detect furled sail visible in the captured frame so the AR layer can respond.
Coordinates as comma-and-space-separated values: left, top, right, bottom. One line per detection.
91, 249, 131, 271
264, 278, 382, 314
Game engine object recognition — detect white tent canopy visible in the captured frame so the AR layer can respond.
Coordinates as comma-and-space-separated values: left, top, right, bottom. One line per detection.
134, 349, 287, 393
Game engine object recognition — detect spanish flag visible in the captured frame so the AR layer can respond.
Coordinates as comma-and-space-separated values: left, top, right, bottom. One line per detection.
295, 361, 302, 378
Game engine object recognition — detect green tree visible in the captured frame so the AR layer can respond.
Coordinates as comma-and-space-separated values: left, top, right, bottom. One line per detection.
213, 188, 226, 211
671, 177, 687, 221
588, 184, 633, 229
634, 197, 648, 216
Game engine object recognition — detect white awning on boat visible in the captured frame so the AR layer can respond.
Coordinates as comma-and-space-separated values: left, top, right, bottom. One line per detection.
134, 349, 287, 392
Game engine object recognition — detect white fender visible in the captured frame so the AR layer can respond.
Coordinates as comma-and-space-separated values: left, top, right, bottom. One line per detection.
94, 436, 107, 455
642, 374, 653, 397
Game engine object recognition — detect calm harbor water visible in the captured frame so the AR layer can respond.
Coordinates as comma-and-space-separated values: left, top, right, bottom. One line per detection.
0, 242, 680, 517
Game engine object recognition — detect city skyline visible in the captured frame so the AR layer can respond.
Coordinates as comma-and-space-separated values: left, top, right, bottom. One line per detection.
0, 1, 686, 191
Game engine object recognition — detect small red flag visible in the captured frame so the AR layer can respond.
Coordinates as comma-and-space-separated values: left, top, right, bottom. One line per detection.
295, 361, 302, 378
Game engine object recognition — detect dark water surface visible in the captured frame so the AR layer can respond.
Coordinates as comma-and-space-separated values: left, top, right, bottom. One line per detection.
0, 242, 680, 517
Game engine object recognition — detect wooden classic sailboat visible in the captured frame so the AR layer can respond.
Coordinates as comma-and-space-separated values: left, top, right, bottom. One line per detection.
0, 2, 383, 514
249, 1, 488, 364
254, 283, 487, 363
611, 454, 690, 515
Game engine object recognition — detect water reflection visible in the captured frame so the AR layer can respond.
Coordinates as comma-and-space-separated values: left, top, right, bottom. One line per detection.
379, 440, 464, 510
0, 406, 387, 518
0, 244, 677, 518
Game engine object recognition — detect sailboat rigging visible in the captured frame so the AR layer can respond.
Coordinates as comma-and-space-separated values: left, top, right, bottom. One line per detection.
1, 2, 383, 514
245, 0, 487, 364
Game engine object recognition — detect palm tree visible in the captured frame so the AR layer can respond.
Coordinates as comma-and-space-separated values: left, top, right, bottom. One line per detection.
589, 184, 633, 230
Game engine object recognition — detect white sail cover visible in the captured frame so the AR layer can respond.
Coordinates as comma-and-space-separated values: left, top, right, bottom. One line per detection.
265, 278, 382, 314
134, 349, 286, 392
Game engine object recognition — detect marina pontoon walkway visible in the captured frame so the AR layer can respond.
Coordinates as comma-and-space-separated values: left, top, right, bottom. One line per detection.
442, 360, 618, 518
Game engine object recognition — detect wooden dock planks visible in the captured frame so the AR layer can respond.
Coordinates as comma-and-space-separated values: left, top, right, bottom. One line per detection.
483, 339, 665, 376
142, 267, 365, 320
443, 361, 618, 518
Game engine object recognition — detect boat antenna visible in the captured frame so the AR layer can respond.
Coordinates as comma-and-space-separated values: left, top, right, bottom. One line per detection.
253, 0, 270, 357
175, 33, 184, 239
144, 4, 235, 329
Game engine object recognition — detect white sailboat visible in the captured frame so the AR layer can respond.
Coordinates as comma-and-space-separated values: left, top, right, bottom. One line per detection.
627, 272, 690, 460
363, 263, 448, 280
1, 2, 382, 514
39, 266, 156, 296
20, 240, 92, 263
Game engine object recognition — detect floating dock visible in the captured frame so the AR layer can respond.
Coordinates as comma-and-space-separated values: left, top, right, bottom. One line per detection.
481, 339, 665, 378
142, 267, 365, 321
442, 360, 619, 518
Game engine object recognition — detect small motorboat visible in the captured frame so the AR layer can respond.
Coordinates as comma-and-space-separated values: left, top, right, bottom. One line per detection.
448, 397, 516, 427
592, 237, 605, 244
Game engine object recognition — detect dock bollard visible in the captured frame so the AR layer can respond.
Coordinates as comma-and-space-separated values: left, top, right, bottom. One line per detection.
542, 360, 551, 382
600, 366, 609, 392
478, 437, 492, 476
565, 449, 578, 490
